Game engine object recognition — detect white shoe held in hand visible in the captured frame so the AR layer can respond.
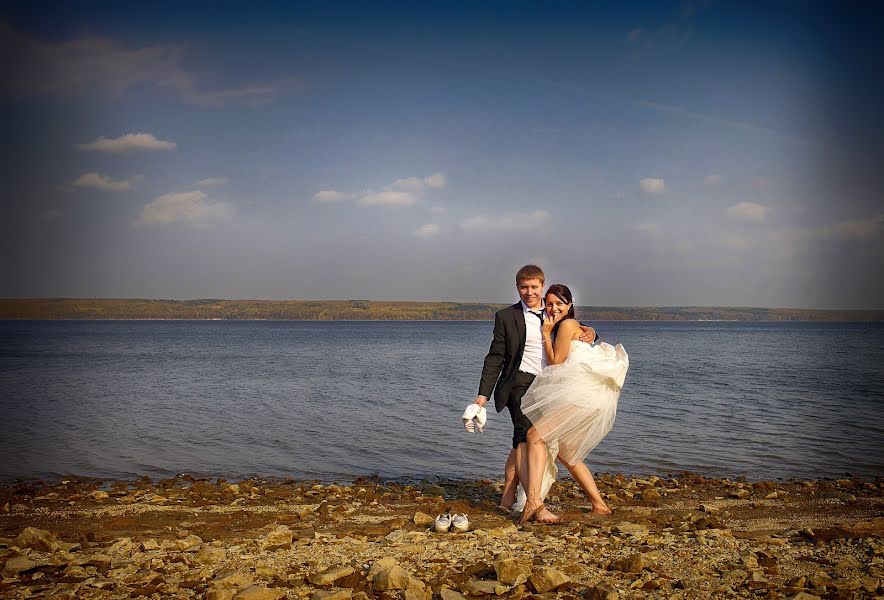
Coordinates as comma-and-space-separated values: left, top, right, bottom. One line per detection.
434, 513, 452, 533
451, 513, 469, 532
462, 404, 487, 433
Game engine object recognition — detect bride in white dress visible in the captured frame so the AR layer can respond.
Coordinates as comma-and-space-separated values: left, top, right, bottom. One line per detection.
518, 284, 629, 524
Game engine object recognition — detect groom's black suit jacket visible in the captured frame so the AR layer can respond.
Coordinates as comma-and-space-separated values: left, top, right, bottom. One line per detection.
478, 302, 531, 413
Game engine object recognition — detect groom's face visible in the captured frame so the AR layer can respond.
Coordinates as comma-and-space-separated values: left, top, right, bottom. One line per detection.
517, 278, 544, 309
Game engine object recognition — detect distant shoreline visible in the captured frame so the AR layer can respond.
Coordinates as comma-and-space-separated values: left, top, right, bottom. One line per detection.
1, 298, 882, 321
5, 316, 884, 323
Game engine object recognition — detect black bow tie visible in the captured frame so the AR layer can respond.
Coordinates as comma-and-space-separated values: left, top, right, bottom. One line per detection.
529, 309, 545, 320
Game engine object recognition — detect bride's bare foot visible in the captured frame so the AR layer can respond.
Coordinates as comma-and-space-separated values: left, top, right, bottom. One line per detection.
590, 502, 612, 515
519, 502, 543, 524
534, 505, 560, 524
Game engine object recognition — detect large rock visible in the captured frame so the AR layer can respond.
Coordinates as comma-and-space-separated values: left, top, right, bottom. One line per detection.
461, 580, 509, 595
163, 534, 203, 552
413, 512, 435, 527
14, 527, 60, 552
641, 489, 661, 502
107, 537, 139, 555
3, 555, 49, 577
439, 588, 470, 600
609, 553, 644, 574
194, 547, 227, 566
310, 566, 356, 586
404, 587, 431, 600
261, 525, 293, 550
214, 571, 255, 590
373, 565, 411, 591
529, 567, 570, 593
234, 585, 286, 600
367, 558, 399, 580
861, 576, 881, 593
494, 558, 532, 585
83, 552, 112, 567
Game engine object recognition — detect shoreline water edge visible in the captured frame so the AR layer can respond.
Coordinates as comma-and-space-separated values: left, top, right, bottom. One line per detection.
1, 472, 882, 599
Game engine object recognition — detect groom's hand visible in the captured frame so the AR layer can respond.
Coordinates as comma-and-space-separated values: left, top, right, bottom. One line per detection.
578, 325, 596, 344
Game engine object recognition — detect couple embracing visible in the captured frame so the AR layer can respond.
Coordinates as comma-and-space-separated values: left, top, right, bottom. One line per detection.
470, 265, 629, 524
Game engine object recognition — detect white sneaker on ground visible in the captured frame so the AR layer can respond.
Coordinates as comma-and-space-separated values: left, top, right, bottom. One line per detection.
451, 513, 469, 532
434, 513, 452, 533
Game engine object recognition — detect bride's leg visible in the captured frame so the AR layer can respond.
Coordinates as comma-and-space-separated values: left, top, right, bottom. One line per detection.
558, 450, 611, 515
521, 427, 559, 523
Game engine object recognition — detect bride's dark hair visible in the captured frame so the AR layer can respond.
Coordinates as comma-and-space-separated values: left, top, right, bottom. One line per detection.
546, 283, 576, 337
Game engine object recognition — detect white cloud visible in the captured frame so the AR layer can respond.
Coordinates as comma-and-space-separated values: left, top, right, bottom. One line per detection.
833, 214, 883, 240
461, 210, 550, 232
704, 174, 723, 185
196, 177, 228, 187
640, 177, 665, 194
77, 133, 176, 153
391, 177, 426, 192
430, 206, 446, 214
392, 172, 447, 192
413, 223, 440, 237
727, 201, 769, 222
1, 23, 300, 107
359, 190, 417, 207
424, 173, 446, 189
315, 173, 444, 208
135, 190, 232, 227
312, 190, 350, 203
72, 172, 141, 192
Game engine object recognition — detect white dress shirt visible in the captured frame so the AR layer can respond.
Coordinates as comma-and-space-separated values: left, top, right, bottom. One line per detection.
518, 300, 548, 375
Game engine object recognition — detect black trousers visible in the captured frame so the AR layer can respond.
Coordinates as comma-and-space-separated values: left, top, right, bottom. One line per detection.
506, 370, 537, 449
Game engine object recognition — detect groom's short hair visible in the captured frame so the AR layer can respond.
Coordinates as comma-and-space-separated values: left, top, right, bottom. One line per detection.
516, 264, 545, 284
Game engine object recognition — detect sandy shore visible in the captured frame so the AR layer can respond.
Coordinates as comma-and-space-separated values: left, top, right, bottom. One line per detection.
1, 473, 882, 599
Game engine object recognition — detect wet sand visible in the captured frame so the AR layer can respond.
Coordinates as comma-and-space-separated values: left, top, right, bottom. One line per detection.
1, 472, 882, 599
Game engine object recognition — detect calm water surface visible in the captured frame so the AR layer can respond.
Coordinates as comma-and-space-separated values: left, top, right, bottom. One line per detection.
1, 320, 882, 482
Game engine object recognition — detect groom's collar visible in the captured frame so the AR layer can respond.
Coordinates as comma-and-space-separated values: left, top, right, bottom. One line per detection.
520, 300, 543, 313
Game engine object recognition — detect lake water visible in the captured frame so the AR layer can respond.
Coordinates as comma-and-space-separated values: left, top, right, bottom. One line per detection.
1, 320, 882, 482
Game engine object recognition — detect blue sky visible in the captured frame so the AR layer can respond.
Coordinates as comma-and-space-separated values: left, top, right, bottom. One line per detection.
2, 1, 882, 308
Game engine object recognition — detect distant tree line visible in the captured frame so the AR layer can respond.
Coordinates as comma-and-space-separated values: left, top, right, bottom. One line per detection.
1, 299, 881, 321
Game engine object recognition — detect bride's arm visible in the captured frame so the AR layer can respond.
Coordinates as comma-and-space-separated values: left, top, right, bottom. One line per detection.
542, 318, 580, 365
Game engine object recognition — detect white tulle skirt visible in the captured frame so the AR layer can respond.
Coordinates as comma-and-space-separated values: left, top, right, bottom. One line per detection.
522, 340, 629, 465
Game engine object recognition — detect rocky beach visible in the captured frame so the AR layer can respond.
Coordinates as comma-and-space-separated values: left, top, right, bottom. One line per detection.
1, 473, 882, 599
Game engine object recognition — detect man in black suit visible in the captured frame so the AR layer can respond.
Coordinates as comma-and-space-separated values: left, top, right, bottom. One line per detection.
471, 264, 596, 509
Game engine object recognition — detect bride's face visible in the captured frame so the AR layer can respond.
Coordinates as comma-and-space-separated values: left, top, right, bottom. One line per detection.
545, 294, 571, 319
